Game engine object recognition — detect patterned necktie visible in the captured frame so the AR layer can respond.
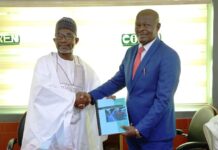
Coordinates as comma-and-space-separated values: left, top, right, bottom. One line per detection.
132, 46, 144, 79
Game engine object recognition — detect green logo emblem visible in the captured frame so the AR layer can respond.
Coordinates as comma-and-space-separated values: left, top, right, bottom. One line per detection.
0, 34, 20, 45
121, 34, 138, 46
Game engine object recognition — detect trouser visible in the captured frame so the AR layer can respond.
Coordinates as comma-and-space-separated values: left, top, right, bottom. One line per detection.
126, 137, 173, 150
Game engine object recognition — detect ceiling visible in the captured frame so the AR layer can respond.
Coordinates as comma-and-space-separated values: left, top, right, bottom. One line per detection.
0, 0, 212, 7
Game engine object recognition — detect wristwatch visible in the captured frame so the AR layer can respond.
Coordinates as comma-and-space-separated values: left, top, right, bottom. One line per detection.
134, 128, 141, 138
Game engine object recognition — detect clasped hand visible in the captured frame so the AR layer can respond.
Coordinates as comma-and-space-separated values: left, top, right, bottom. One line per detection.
74, 92, 91, 109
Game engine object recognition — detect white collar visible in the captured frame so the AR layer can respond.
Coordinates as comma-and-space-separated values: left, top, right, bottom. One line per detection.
139, 38, 157, 51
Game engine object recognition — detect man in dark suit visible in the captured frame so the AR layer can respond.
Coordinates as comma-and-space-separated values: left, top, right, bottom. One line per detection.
75, 9, 181, 150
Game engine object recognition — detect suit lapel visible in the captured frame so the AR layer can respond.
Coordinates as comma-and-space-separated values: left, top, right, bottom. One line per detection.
126, 45, 138, 89
129, 38, 161, 93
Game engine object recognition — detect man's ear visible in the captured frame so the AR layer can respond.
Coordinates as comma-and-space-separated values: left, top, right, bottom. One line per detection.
75, 37, 79, 44
157, 23, 161, 30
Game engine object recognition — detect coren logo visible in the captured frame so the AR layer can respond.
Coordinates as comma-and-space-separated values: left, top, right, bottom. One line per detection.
0, 34, 20, 45
121, 34, 138, 46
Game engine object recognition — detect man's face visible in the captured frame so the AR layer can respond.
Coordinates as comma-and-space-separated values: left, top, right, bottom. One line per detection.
53, 29, 79, 54
135, 13, 160, 45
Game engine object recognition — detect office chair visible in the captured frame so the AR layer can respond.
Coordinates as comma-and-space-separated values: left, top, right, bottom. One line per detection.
7, 112, 27, 150
176, 105, 218, 150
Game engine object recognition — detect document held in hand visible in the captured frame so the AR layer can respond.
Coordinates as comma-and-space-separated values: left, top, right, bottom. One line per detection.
95, 97, 130, 135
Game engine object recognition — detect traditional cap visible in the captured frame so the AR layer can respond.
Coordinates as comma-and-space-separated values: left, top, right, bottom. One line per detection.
55, 17, 77, 35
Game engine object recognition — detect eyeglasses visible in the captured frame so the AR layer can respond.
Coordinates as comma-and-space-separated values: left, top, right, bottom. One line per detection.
55, 33, 76, 41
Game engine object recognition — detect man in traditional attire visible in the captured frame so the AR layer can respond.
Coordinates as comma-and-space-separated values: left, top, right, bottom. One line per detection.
21, 17, 105, 150
203, 111, 218, 150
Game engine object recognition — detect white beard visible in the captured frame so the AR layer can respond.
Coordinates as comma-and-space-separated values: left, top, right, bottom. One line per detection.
58, 48, 72, 54
58, 46, 72, 54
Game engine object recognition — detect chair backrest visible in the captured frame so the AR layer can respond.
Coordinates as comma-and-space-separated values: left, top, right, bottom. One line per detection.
188, 105, 218, 142
17, 112, 27, 146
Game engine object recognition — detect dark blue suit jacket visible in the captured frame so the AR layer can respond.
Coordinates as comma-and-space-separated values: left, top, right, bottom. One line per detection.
90, 38, 181, 141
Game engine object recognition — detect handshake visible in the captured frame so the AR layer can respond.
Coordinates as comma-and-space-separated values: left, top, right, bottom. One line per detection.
74, 92, 91, 109
74, 92, 116, 109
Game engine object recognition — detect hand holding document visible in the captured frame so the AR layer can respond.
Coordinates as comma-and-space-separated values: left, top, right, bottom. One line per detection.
122, 125, 141, 138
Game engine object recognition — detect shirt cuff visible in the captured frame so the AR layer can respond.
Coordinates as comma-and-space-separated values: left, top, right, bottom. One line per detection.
89, 93, 95, 105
